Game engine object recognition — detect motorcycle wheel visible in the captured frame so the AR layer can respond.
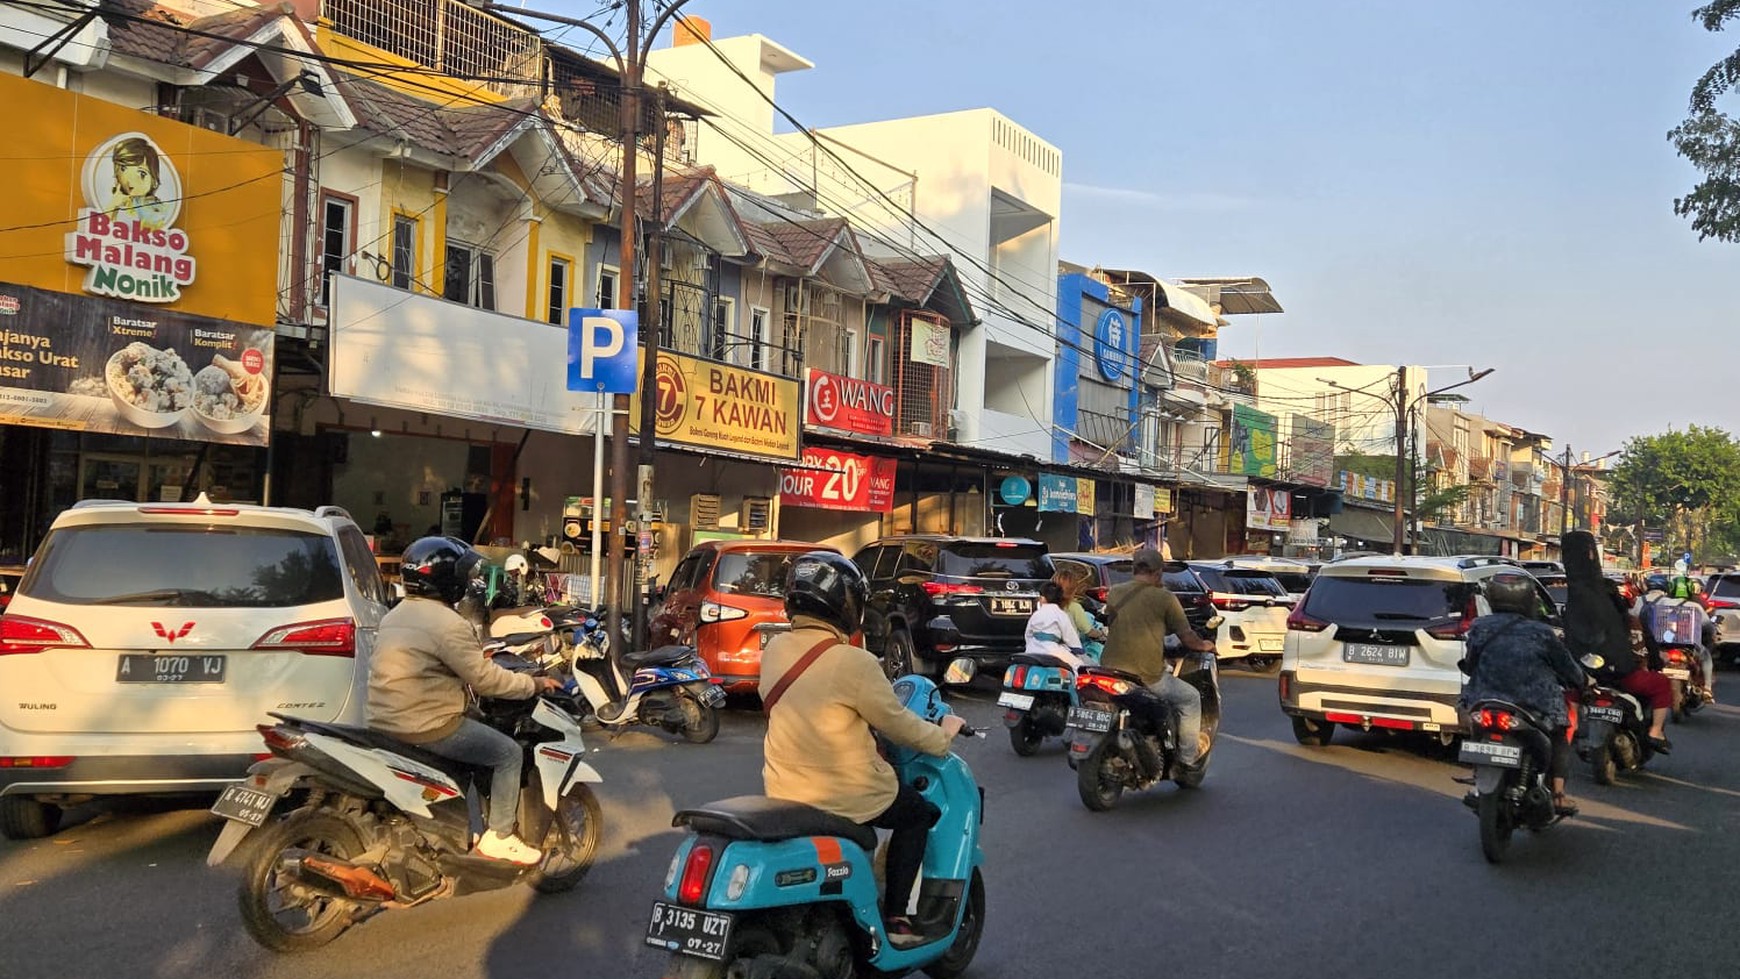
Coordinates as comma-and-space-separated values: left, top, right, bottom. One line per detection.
1671, 681, 1685, 723
1477, 791, 1513, 864
1174, 742, 1212, 789
1076, 737, 1124, 812
1290, 715, 1335, 747
529, 783, 604, 894
679, 692, 720, 744
1246, 655, 1282, 674
660, 925, 780, 979
923, 867, 987, 979
238, 809, 366, 952
1591, 741, 1617, 786
1009, 716, 1044, 757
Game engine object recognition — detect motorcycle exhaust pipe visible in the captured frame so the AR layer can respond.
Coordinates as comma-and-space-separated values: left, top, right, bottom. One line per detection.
290, 853, 397, 902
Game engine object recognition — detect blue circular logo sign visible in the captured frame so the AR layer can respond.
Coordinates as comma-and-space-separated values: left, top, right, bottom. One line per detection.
1094, 309, 1128, 382
999, 476, 1031, 506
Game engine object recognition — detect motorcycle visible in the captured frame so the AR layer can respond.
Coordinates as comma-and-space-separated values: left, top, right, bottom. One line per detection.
1066, 648, 1222, 811
557, 611, 726, 744
999, 653, 1079, 757
1576, 655, 1661, 785
648, 667, 986, 979
1458, 698, 1567, 863
1659, 643, 1709, 722
1643, 598, 1713, 721
206, 658, 604, 952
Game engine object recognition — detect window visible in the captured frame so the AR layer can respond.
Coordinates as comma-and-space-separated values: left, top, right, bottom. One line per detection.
595, 264, 619, 310
24, 526, 345, 607
936, 543, 1054, 580
709, 296, 735, 362
748, 307, 769, 372
546, 256, 571, 325
842, 326, 860, 378
866, 334, 887, 386
317, 193, 354, 306
390, 215, 417, 290
336, 526, 388, 606
711, 550, 799, 598
444, 241, 496, 310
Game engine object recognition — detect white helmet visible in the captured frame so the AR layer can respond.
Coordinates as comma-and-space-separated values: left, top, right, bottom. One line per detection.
503, 553, 529, 577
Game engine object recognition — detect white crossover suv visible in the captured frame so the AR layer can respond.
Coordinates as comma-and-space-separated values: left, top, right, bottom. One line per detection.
1278, 555, 1557, 746
0, 498, 390, 838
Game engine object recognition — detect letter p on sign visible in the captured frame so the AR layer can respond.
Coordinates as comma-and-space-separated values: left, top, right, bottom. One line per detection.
567, 308, 639, 394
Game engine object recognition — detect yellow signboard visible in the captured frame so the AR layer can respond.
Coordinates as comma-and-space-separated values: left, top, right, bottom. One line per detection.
630, 349, 801, 461
1076, 478, 1097, 517
0, 72, 283, 327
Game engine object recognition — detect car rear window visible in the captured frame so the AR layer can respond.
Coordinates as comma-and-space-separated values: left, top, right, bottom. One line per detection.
937, 543, 1053, 579
711, 551, 800, 598
1302, 575, 1474, 625
1194, 568, 1288, 597
1162, 569, 1203, 593
1272, 572, 1314, 593
22, 525, 345, 608
1100, 561, 1135, 585
1711, 576, 1740, 599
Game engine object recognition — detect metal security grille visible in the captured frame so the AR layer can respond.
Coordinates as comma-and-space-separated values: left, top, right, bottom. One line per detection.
894, 311, 953, 439
324, 0, 546, 99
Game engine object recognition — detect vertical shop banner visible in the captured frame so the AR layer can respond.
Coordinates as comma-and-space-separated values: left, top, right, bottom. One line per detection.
1247, 487, 1294, 532
1037, 473, 1077, 512
908, 318, 952, 369
0, 282, 272, 444
1289, 414, 1336, 487
805, 368, 895, 436
631, 349, 802, 461
1225, 404, 1279, 477
1135, 483, 1156, 520
0, 72, 282, 326
1077, 478, 1097, 517
779, 448, 897, 512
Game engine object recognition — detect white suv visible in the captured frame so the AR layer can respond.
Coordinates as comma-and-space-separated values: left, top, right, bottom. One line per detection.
1187, 561, 1295, 671
0, 498, 389, 838
1278, 555, 1555, 746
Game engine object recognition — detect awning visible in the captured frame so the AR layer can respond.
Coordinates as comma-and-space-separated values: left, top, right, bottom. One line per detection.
1155, 280, 1218, 329
1329, 507, 1395, 546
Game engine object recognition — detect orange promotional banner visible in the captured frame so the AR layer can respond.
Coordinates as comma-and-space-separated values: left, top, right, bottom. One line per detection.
0, 72, 283, 327
629, 349, 802, 461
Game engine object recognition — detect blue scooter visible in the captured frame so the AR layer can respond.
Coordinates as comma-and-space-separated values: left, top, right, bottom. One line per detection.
1000, 652, 1081, 757
647, 673, 986, 979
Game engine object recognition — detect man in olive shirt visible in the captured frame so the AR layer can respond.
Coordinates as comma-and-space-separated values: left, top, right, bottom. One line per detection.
1100, 548, 1216, 766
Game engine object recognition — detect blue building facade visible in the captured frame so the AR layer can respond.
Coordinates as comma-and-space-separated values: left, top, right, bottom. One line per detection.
1053, 272, 1142, 465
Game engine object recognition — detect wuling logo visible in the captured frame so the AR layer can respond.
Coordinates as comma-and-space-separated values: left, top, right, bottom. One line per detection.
151, 622, 194, 643
64, 132, 197, 303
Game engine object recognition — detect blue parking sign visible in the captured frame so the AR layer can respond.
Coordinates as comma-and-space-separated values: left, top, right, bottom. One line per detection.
567, 309, 639, 393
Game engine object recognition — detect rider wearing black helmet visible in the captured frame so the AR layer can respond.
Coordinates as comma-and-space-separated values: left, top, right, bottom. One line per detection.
758, 551, 965, 947
368, 537, 561, 865
1459, 572, 1588, 815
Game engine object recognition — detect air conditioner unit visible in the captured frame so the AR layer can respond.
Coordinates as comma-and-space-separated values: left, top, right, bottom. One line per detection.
784, 285, 807, 313
690, 494, 721, 531
908, 421, 933, 438
741, 497, 772, 533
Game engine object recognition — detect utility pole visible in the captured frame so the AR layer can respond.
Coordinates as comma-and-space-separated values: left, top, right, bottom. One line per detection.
1559, 443, 1573, 540
1392, 365, 1408, 555
632, 84, 669, 653
496, 1, 695, 648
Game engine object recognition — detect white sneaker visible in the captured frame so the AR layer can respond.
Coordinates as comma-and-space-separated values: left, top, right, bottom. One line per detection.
475, 830, 542, 865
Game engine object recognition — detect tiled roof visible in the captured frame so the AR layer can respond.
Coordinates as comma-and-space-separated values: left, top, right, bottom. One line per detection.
106, 0, 283, 70
868, 255, 949, 304
765, 218, 848, 271
334, 74, 460, 155
441, 98, 543, 160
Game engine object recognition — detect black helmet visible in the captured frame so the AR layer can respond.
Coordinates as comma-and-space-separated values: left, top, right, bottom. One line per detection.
1486, 572, 1538, 618
400, 536, 486, 605
785, 551, 868, 635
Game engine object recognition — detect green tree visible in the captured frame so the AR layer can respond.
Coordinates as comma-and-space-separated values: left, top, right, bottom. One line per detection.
1610, 426, 1740, 560
1669, 2, 1740, 241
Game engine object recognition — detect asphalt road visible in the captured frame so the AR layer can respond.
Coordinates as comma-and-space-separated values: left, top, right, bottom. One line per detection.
4, 668, 1739, 979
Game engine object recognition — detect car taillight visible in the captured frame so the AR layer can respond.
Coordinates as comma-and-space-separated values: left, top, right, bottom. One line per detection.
1286, 606, 1329, 633
1088, 587, 1109, 603
252, 618, 356, 657
0, 756, 75, 768
920, 581, 983, 597
678, 843, 715, 904
1708, 598, 1737, 611
698, 601, 749, 624
1211, 597, 1250, 612
1424, 617, 1473, 641
0, 615, 91, 655
1475, 708, 1518, 731
136, 506, 240, 516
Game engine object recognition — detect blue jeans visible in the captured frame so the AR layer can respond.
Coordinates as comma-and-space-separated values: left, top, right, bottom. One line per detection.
421, 718, 522, 835
1146, 672, 1203, 765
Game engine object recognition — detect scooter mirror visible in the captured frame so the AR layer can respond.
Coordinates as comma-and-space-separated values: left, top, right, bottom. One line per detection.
943, 658, 977, 685
1579, 653, 1606, 670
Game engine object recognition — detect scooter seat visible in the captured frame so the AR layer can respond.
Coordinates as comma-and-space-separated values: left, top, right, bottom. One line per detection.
622, 644, 694, 668
1011, 652, 1074, 668
673, 795, 878, 853
268, 714, 465, 774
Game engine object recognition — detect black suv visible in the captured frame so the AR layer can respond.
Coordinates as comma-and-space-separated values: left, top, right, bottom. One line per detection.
852, 536, 1055, 678
1158, 562, 1217, 636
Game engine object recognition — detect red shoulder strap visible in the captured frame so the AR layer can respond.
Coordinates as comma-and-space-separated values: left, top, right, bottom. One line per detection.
761, 637, 835, 715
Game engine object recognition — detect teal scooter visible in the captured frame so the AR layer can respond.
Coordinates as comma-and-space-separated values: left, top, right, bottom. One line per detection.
647, 670, 986, 979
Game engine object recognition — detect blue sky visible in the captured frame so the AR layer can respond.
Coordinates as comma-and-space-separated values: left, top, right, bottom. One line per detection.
559, 0, 1738, 452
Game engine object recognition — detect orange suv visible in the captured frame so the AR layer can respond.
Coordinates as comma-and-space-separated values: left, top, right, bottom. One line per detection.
649, 540, 839, 694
